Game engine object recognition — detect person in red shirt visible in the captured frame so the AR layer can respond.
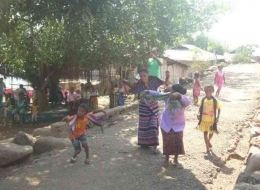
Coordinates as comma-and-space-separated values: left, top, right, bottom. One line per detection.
63, 103, 90, 164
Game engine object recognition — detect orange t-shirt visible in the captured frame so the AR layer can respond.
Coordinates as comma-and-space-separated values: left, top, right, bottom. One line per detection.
68, 116, 89, 139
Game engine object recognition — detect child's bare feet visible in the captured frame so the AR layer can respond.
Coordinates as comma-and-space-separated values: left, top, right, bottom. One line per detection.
84, 158, 90, 165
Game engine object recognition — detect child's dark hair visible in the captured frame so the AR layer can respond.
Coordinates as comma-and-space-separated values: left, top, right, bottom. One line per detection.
138, 67, 148, 74
194, 71, 200, 78
172, 84, 187, 95
204, 84, 215, 92
78, 103, 90, 113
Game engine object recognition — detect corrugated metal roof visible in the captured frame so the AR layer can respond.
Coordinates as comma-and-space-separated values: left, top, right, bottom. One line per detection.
163, 44, 218, 63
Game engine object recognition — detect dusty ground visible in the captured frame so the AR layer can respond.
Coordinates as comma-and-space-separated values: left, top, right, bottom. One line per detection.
0, 64, 260, 190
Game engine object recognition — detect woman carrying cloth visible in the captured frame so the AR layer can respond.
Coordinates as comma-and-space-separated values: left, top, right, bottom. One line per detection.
124, 67, 164, 153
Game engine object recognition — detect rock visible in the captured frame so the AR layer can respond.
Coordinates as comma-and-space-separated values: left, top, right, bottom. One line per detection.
249, 146, 260, 156
234, 183, 253, 190
251, 127, 260, 139
33, 126, 52, 137
250, 137, 260, 148
0, 143, 33, 167
0, 138, 14, 144
13, 131, 36, 146
245, 154, 260, 173
236, 172, 257, 184
250, 185, 260, 190
50, 122, 68, 138
255, 114, 260, 123
33, 137, 70, 154
252, 171, 260, 183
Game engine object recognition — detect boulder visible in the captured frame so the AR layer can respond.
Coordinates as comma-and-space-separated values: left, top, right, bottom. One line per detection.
13, 131, 36, 146
234, 183, 253, 190
33, 137, 70, 154
0, 143, 33, 167
50, 122, 68, 138
245, 154, 260, 173
33, 126, 52, 137
252, 171, 260, 183
250, 185, 260, 190
236, 172, 257, 184
249, 146, 260, 156
250, 137, 260, 148
251, 127, 260, 139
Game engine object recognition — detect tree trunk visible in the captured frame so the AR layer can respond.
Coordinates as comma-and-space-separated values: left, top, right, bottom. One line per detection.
37, 90, 48, 111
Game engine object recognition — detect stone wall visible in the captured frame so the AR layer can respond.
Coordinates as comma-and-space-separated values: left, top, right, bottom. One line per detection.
234, 102, 260, 189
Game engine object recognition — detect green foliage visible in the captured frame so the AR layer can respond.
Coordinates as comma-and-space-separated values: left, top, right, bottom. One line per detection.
0, 0, 229, 84
191, 48, 210, 73
233, 45, 254, 63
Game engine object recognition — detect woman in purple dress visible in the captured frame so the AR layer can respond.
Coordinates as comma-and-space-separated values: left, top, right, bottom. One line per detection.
124, 67, 164, 153
160, 84, 191, 167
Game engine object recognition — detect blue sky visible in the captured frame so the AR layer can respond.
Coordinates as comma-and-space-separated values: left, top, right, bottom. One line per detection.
208, 0, 260, 49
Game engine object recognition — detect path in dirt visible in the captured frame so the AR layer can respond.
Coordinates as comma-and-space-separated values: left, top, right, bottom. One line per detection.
0, 64, 260, 190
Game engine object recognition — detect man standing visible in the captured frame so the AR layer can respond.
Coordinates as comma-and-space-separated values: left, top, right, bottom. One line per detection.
0, 78, 6, 107
147, 47, 163, 79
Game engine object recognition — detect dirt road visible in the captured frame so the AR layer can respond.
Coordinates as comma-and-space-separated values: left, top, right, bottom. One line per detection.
0, 64, 260, 190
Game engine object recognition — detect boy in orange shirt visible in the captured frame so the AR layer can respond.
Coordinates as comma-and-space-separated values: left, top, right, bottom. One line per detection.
63, 103, 91, 164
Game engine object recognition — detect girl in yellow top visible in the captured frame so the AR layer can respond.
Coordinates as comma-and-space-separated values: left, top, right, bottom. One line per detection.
197, 84, 221, 153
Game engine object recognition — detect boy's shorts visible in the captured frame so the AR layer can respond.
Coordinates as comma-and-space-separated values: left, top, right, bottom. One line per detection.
71, 134, 87, 151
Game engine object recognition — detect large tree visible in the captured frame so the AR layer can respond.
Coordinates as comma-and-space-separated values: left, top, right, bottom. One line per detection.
0, 0, 229, 110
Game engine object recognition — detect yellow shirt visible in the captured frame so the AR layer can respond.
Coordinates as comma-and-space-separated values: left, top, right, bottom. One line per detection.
31, 105, 38, 114
200, 98, 221, 122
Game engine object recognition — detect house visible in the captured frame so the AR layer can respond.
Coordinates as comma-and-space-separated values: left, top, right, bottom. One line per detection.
163, 44, 222, 83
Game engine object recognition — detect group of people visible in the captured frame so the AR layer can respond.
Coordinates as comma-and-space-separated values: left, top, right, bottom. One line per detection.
66, 81, 99, 116
63, 65, 223, 168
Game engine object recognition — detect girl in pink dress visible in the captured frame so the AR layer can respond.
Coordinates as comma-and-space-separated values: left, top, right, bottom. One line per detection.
193, 71, 201, 105
214, 66, 225, 97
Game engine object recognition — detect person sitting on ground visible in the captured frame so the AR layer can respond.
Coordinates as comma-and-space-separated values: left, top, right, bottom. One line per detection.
12, 92, 27, 115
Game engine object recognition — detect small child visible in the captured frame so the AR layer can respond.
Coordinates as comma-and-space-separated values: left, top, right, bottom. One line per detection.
75, 90, 82, 109
63, 103, 91, 165
68, 87, 76, 115
160, 84, 191, 167
91, 87, 98, 110
31, 100, 39, 123
5, 93, 11, 108
118, 81, 125, 106
214, 65, 225, 97
193, 71, 202, 105
164, 71, 170, 89
64, 91, 68, 105
197, 84, 221, 153
83, 89, 91, 106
